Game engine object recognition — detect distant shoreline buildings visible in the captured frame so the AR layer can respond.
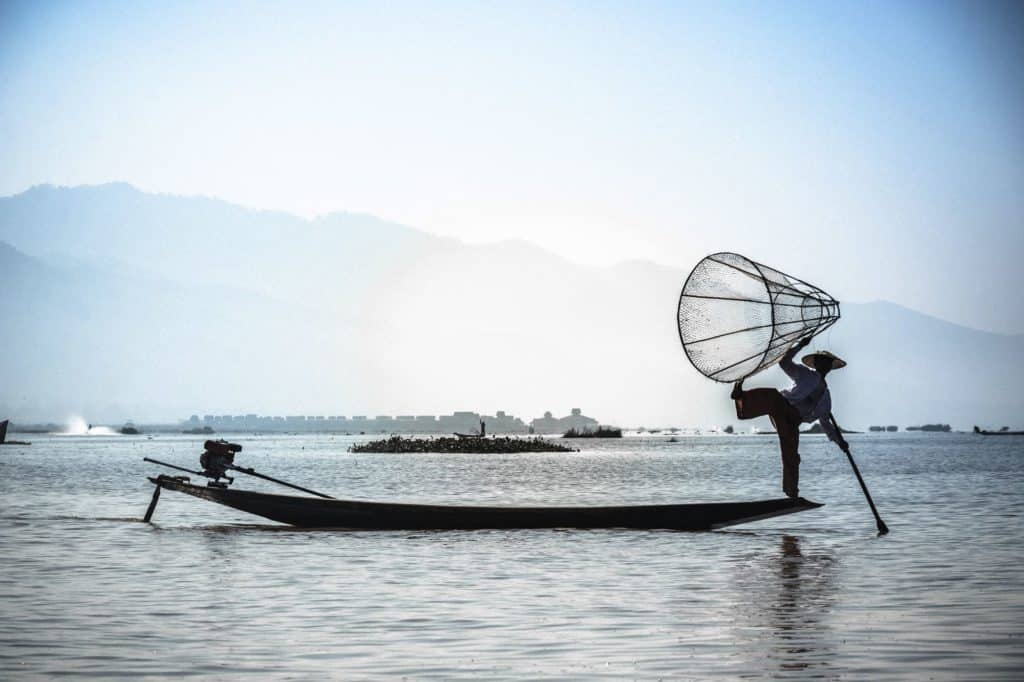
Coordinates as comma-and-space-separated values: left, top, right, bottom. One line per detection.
183, 408, 602, 435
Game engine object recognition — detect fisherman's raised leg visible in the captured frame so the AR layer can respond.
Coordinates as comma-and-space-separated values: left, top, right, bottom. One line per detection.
733, 386, 781, 420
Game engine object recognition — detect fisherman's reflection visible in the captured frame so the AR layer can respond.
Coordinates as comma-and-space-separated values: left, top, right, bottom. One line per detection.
734, 535, 837, 675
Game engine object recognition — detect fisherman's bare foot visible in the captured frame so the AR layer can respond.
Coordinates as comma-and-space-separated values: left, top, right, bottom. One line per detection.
731, 380, 744, 400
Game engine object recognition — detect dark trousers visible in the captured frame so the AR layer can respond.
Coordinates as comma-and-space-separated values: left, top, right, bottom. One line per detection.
734, 388, 801, 497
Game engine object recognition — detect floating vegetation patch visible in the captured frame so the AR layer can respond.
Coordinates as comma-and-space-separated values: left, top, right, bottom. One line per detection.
349, 435, 578, 454
562, 426, 623, 438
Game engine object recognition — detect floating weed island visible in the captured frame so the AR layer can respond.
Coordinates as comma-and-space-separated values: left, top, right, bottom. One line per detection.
562, 426, 623, 438
349, 435, 578, 454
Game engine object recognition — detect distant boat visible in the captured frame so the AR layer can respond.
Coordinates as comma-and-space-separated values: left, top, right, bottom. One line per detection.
120, 422, 141, 435
0, 419, 32, 446
974, 426, 1024, 436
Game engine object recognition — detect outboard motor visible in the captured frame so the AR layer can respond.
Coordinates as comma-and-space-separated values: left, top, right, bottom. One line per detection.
200, 439, 242, 485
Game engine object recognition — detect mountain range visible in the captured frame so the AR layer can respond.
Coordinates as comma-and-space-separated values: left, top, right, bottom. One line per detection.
2, 183, 1021, 429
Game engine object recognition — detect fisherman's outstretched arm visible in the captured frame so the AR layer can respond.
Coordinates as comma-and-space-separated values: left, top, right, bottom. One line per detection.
780, 335, 813, 380
823, 413, 849, 451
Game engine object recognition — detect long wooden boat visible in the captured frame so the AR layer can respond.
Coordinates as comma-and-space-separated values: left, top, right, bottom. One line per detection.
149, 475, 822, 530
974, 427, 1024, 436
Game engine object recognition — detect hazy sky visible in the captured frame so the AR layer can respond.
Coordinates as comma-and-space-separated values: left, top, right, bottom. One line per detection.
1, 1, 1022, 332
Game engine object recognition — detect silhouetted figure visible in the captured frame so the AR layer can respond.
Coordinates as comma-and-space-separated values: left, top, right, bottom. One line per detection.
731, 336, 848, 498
479, 419, 486, 437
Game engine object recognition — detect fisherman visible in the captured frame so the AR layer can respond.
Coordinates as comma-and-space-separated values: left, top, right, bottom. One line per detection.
730, 336, 848, 498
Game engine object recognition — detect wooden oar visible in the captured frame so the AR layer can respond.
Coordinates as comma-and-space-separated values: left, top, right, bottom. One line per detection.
143, 457, 212, 478
227, 464, 335, 499
830, 414, 889, 535
144, 456, 333, 499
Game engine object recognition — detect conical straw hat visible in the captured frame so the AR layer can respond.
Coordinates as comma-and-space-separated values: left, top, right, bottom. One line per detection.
802, 350, 846, 370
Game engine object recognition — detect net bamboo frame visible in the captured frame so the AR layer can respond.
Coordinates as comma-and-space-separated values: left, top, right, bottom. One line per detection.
677, 252, 840, 382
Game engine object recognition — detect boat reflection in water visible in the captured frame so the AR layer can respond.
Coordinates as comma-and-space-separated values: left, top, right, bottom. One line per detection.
731, 535, 838, 677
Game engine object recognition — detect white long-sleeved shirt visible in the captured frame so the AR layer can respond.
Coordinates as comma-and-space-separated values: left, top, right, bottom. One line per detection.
779, 348, 841, 444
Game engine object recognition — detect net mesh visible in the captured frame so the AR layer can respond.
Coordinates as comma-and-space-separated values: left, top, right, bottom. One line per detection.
677, 252, 840, 382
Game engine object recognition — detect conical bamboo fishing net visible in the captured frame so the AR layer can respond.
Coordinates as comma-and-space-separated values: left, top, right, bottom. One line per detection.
677, 252, 840, 382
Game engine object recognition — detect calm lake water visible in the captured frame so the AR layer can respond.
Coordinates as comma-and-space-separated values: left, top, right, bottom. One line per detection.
1, 432, 1021, 679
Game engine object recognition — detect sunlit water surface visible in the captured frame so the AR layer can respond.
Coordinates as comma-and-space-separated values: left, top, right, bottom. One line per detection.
1, 433, 1021, 679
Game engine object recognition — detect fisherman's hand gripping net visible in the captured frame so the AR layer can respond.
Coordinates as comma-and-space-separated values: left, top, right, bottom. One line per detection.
677, 252, 840, 382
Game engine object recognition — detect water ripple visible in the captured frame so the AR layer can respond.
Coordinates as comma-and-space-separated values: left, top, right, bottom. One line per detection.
0, 433, 1021, 678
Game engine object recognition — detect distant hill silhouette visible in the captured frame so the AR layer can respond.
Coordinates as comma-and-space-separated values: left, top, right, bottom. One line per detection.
1, 184, 1021, 427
